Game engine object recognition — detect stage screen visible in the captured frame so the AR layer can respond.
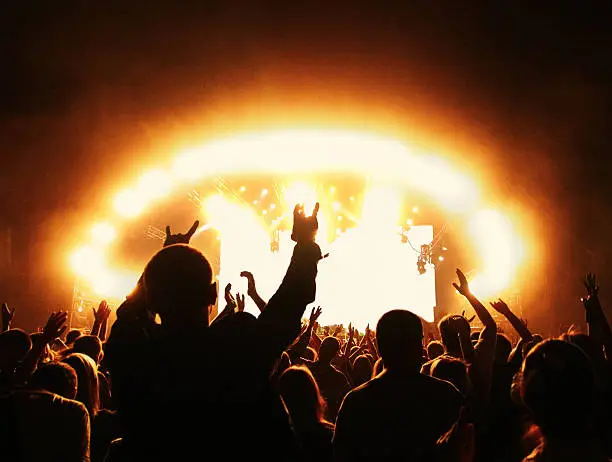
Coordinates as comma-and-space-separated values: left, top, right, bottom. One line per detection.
218, 225, 436, 329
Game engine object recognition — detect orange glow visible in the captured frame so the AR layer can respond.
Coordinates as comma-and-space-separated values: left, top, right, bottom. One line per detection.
68, 129, 532, 314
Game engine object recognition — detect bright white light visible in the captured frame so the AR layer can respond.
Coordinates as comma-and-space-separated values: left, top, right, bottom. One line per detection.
468, 209, 524, 299
284, 182, 318, 213
413, 206, 419, 213
332, 201, 341, 211
91, 222, 116, 246
114, 189, 147, 218
137, 169, 173, 200
71, 129, 528, 305
270, 204, 276, 210
70, 246, 105, 278
261, 189, 269, 197
407, 218, 414, 226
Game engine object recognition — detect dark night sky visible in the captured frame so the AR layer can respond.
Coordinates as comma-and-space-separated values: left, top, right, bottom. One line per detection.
1, 2, 611, 330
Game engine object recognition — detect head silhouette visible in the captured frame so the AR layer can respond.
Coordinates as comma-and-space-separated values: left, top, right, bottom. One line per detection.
438, 315, 465, 357
521, 339, 596, 440
72, 335, 103, 365
0, 329, 31, 371
65, 329, 83, 346
62, 352, 100, 418
143, 244, 217, 328
30, 361, 78, 400
431, 356, 469, 395
376, 310, 423, 371
495, 334, 512, 364
427, 340, 445, 361
351, 355, 373, 387
279, 365, 327, 427
318, 337, 340, 364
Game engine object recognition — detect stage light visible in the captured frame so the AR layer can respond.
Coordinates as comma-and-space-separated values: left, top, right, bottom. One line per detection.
438, 256, 445, 261
114, 189, 147, 218
263, 210, 268, 215
349, 196, 355, 202
413, 206, 419, 213
442, 246, 448, 251
240, 186, 246, 192
91, 222, 116, 246
332, 201, 341, 211
330, 186, 336, 194
70, 246, 105, 278
468, 209, 524, 298
270, 204, 276, 210
337, 216, 343, 221
253, 200, 258, 205
78, 306, 83, 313
261, 189, 269, 197
138, 169, 173, 199
406, 218, 414, 226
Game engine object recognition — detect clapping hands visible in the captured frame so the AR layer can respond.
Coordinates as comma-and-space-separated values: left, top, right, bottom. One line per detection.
224, 283, 245, 312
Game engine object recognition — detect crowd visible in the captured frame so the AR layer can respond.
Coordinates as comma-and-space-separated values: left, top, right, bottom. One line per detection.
1, 202, 611, 461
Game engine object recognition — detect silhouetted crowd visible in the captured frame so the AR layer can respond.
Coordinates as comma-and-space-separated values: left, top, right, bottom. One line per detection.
1, 204, 611, 461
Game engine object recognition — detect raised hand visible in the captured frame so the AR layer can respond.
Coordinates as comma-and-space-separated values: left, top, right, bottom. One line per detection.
224, 283, 237, 309
291, 203, 319, 243
93, 300, 111, 323
1, 302, 14, 331
584, 273, 599, 297
163, 220, 199, 247
42, 311, 68, 342
452, 268, 471, 296
236, 293, 245, 312
309, 306, 323, 325
489, 299, 510, 315
240, 271, 257, 296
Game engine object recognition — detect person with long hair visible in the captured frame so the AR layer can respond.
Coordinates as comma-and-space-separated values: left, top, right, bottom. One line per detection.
279, 366, 334, 462
63, 352, 100, 420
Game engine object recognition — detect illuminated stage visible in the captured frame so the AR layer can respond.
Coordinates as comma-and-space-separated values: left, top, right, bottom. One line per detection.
68, 129, 529, 329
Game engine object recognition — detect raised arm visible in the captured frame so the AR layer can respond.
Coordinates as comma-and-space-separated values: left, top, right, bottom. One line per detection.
163, 220, 199, 247
582, 273, 612, 360
240, 271, 268, 312
287, 306, 322, 362
490, 299, 532, 341
1, 303, 14, 332
15, 311, 68, 384
453, 269, 496, 333
453, 268, 497, 399
211, 283, 238, 325
258, 203, 323, 357
91, 300, 111, 338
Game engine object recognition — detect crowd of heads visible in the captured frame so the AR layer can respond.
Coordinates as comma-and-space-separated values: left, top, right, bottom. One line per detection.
0, 208, 611, 462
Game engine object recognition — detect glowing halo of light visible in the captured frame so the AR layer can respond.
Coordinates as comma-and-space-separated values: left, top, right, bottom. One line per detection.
69, 128, 527, 311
